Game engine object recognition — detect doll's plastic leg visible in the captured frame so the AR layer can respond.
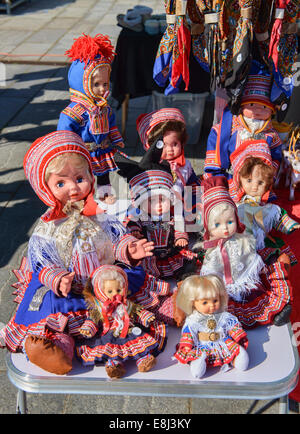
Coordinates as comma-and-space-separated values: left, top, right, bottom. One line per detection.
233, 346, 249, 371
136, 354, 156, 372
105, 360, 126, 379
190, 355, 207, 378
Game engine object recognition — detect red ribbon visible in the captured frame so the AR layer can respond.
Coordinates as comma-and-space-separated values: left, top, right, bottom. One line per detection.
203, 237, 233, 284
102, 294, 130, 338
269, 0, 287, 71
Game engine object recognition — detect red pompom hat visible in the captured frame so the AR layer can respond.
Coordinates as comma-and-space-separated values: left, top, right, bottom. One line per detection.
201, 176, 245, 240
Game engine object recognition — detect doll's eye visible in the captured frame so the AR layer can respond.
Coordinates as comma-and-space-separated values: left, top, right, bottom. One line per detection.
202, 300, 208, 305
117, 288, 122, 293
215, 223, 220, 228
57, 181, 64, 188
228, 220, 233, 225
258, 181, 264, 185
77, 177, 83, 183
247, 179, 252, 183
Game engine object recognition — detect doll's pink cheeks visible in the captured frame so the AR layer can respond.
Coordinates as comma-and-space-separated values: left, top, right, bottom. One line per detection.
242, 103, 272, 120
161, 131, 182, 160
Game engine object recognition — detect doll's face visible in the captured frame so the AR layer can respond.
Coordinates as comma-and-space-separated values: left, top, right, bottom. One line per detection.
103, 279, 123, 300
242, 103, 273, 121
239, 165, 268, 198
161, 130, 183, 161
193, 295, 221, 315
47, 159, 92, 207
91, 65, 110, 98
140, 194, 171, 216
209, 207, 237, 240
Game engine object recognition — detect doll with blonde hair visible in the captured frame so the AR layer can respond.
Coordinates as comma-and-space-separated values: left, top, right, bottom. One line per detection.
174, 274, 249, 379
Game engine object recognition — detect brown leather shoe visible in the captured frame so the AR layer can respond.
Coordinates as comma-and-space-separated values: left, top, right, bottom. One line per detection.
137, 355, 156, 372
24, 335, 73, 375
105, 363, 126, 379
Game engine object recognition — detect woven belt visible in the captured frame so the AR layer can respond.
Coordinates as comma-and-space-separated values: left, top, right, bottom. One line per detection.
204, 12, 220, 24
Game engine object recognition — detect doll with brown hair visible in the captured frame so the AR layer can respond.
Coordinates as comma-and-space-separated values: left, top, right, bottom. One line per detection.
58, 34, 125, 204
76, 265, 167, 379
173, 275, 249, 379
199, 176, 293, 328
230, 139, 300, 265
0, 131, 159, 376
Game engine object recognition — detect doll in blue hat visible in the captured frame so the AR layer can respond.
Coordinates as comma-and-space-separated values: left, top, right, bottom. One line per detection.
57, 33, 125, 204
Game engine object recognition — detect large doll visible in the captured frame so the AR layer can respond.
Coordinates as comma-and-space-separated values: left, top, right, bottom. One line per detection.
76, 265, 167, 379
199, 176, 292, 328
0, 131, 157, 375
204, 70, 282, 188
57, 34, 125, 204
173, 274, 249, 379
229, 139, 300, 264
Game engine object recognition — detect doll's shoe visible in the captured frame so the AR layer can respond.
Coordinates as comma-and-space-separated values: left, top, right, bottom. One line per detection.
137, 354, 156, 372
273, 304, 292, 327
24, 335, 73, 375
232, 346, 249, 371
105, 362, 126, 379
190, 355, 207, 378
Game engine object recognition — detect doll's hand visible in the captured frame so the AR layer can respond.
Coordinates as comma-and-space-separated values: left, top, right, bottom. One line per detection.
293, 224, 300, 230
127, 239, 154, 261
59, 272, 75, 297
79, 328, 93, 338
175, 238, 188, 248
131, 230, 144, 239
117, 141, 125, 149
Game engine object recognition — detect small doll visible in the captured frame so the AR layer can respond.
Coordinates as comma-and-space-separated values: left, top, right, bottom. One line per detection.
230, 139, 300, 265
136, 108, 201, 217
173, 274, 249, 379
57, 34, 125, 204
199, 176, 292, 328
0, 131, 157, 375
204, 69, 282, 187
124, 169, 200, 281
76, 265, 167, 379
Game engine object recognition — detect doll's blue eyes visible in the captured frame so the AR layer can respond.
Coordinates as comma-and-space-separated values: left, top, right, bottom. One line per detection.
57, 181, 64, 188
77, 177, 83, 183
228, 220, 233, 225
215, 223, 220, 228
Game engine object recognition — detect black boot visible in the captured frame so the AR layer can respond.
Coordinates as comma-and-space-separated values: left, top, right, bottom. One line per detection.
273, 304, 292, 327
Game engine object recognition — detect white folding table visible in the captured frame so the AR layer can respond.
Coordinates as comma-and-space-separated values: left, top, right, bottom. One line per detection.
6, 323, 299, 414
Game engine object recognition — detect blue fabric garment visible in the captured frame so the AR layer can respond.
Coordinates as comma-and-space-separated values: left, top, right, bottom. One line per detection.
14, 272, 86, 327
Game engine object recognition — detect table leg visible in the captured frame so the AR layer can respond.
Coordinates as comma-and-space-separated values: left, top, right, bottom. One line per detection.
16, 389, 27, 414
121, 93, 130, 138
279, 396, 289, 414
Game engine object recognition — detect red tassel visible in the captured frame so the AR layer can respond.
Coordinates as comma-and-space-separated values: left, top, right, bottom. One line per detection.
65, 33, 116, 66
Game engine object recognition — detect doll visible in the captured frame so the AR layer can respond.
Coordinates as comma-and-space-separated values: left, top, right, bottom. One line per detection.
57, 34, 125, 204
124, 169, 200, 281
204, 69, 282, 188
0, 131, 157, 375
136, 108, 201, 216
230, 139, 300, 264
173, 274, 249, 379
199, 176, 292, 328
76, 265, 167, 378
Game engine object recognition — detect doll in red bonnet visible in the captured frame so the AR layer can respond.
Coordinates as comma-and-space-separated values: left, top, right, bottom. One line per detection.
76, 265, 167, 378
230, 139, 300, 265
199, 176, 292, 328
0, 131, 158, 375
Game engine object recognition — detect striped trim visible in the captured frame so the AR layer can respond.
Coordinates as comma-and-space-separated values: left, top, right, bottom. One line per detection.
39, 266, 69, 296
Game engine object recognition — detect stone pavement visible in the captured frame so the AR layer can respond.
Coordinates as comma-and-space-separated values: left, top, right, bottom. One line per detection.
0, 0, 299, 415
